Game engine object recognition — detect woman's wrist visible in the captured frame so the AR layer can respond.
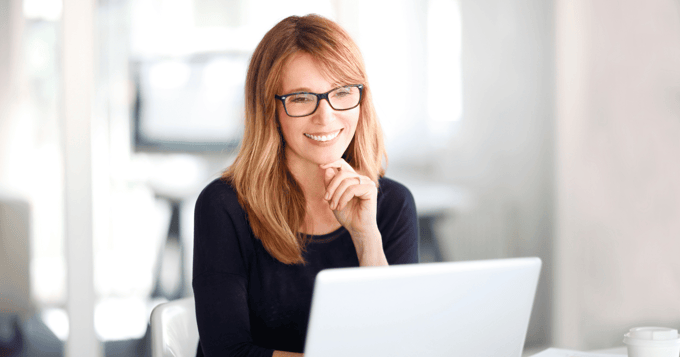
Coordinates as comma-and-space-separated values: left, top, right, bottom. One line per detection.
349, 227, 388, 266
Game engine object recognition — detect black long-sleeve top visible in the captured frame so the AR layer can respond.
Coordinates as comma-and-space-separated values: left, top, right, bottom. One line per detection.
192, 177, 419, 357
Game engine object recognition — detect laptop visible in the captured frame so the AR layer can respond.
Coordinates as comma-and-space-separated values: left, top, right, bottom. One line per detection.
304, 257, 541, 357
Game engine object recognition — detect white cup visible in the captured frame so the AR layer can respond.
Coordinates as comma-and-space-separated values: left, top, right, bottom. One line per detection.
623, 327, 680, 357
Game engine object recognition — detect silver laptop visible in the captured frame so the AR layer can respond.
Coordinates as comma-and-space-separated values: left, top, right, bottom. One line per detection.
304, 257, 541, 357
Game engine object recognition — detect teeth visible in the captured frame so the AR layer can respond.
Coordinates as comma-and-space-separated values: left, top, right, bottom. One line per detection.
305, 130, 340, 142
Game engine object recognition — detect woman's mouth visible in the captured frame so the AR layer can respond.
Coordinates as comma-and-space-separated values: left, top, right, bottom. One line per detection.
304, 129, 341, 142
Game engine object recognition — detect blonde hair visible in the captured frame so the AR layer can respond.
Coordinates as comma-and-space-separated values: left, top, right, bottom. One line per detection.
223, 14, 386, 265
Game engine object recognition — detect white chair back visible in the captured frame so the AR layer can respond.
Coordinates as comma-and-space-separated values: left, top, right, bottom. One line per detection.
151, 297, 199, 357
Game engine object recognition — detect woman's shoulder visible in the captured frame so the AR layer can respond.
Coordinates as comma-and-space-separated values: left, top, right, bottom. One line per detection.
377, 176, 414, 202
376, 176, 417, 216
193, 177, 257, 279
195, 177, 243, 213
199, 176, 236, 195
194, 177, 254, 251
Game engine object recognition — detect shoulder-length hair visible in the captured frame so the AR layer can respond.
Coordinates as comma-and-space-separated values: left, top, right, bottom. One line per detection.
223, 14, 386, 265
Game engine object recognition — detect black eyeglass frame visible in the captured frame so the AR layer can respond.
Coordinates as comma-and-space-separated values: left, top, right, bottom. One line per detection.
275, 84, 364, 117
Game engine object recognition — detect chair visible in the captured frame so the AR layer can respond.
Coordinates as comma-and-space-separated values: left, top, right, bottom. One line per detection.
150, 297, 199, 357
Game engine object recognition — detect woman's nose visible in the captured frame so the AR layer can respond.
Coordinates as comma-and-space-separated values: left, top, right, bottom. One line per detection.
312, 99, 335, 124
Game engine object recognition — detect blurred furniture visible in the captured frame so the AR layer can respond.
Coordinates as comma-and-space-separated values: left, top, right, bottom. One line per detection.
0, 195, 31, 356
146, 155, 207, 300
150, 296, 198, 357
0, 196, 65, 356
0, 195, 31, 316
392, 177, 470, 262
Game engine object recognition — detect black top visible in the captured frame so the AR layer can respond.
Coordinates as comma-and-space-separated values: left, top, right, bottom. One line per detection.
192, 177, 419, 357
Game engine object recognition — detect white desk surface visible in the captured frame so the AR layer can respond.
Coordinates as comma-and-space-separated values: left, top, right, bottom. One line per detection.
590, 347, 627, 355
526, 346, 628, 357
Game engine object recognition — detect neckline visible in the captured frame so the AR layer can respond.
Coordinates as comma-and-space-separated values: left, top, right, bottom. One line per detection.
302, 226, 347, 243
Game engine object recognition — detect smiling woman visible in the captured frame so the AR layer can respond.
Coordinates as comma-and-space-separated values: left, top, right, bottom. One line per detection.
192, 14, 419, 357
277, 53, 361, 177
225, 14, 387, 265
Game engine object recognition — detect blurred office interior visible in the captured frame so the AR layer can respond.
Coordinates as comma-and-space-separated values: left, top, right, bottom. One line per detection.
1, 0, 679, 356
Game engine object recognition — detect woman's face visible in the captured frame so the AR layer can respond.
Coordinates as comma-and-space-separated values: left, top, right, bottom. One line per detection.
277, 52, 360, 171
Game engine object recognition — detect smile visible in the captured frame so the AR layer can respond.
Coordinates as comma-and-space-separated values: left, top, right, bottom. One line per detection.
304, 130, 341, 142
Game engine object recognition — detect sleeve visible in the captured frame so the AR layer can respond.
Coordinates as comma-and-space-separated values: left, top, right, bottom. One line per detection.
192, 181, 274, 357
377, 179, 419, 265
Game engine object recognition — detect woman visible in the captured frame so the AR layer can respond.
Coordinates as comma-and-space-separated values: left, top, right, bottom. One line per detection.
193, 14, 419, 357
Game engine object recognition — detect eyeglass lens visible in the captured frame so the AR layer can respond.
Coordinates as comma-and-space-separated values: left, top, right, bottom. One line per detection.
284, 86, 361, 117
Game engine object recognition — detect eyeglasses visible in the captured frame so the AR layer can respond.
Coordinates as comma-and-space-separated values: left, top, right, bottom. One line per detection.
275, 84, 364, 117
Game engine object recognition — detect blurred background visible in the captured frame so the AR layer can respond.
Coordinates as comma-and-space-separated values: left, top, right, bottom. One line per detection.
1, 0, 679, 356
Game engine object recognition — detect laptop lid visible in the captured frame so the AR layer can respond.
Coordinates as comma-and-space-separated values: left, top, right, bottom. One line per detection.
304, 257, 541, 357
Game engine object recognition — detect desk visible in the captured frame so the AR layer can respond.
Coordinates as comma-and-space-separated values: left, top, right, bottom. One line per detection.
591, 347, 627, 355
528, 347, 628, 356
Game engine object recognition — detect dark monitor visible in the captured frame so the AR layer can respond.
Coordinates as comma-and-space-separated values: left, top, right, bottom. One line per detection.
132, 52, 249, 152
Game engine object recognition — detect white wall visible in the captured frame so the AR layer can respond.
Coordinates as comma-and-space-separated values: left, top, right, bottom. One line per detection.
446, 0, 680, 350
0, 0, 33, 317
439, 0, 556, 349
555, 0, 680, 350
0, 0, 23, 187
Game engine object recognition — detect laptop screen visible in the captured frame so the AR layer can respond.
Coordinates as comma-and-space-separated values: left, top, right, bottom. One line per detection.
304, 257, 541, 357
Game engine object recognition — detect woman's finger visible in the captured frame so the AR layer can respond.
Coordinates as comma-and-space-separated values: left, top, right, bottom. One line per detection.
329, 175, 362, 209
323, 167, 337, 188
319, 159, 354, 172
335, 180, 375, 211
324, 167, 359, 200
330, 175, 375, 210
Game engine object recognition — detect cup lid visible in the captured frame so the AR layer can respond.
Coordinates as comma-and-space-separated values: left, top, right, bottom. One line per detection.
623, 327, 680, 347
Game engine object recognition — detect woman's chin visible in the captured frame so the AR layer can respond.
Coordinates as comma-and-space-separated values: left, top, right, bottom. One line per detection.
316, 152, 347, 166
285, 143, 350, 170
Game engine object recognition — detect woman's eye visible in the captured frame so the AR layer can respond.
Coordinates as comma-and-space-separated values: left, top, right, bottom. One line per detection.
333, 90, 351, 97
290, 95, 314, 104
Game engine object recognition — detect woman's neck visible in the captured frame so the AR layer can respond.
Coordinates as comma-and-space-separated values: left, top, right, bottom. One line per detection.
286, 159, 326, 201
286, 159, 341, 235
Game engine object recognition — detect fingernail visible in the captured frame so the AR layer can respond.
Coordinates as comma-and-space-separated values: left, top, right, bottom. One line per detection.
324, 192, 329, 200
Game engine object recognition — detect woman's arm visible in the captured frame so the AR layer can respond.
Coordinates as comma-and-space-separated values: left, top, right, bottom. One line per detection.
376, 177, 419, 265
320, 160, 388, 267
193, 180, 275, 357
345, 226, 388, 266
319, 162, 418, 266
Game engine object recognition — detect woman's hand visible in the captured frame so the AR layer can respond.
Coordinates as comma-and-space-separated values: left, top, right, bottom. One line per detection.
320, 160, 387, 266
320, 159, 377, 234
